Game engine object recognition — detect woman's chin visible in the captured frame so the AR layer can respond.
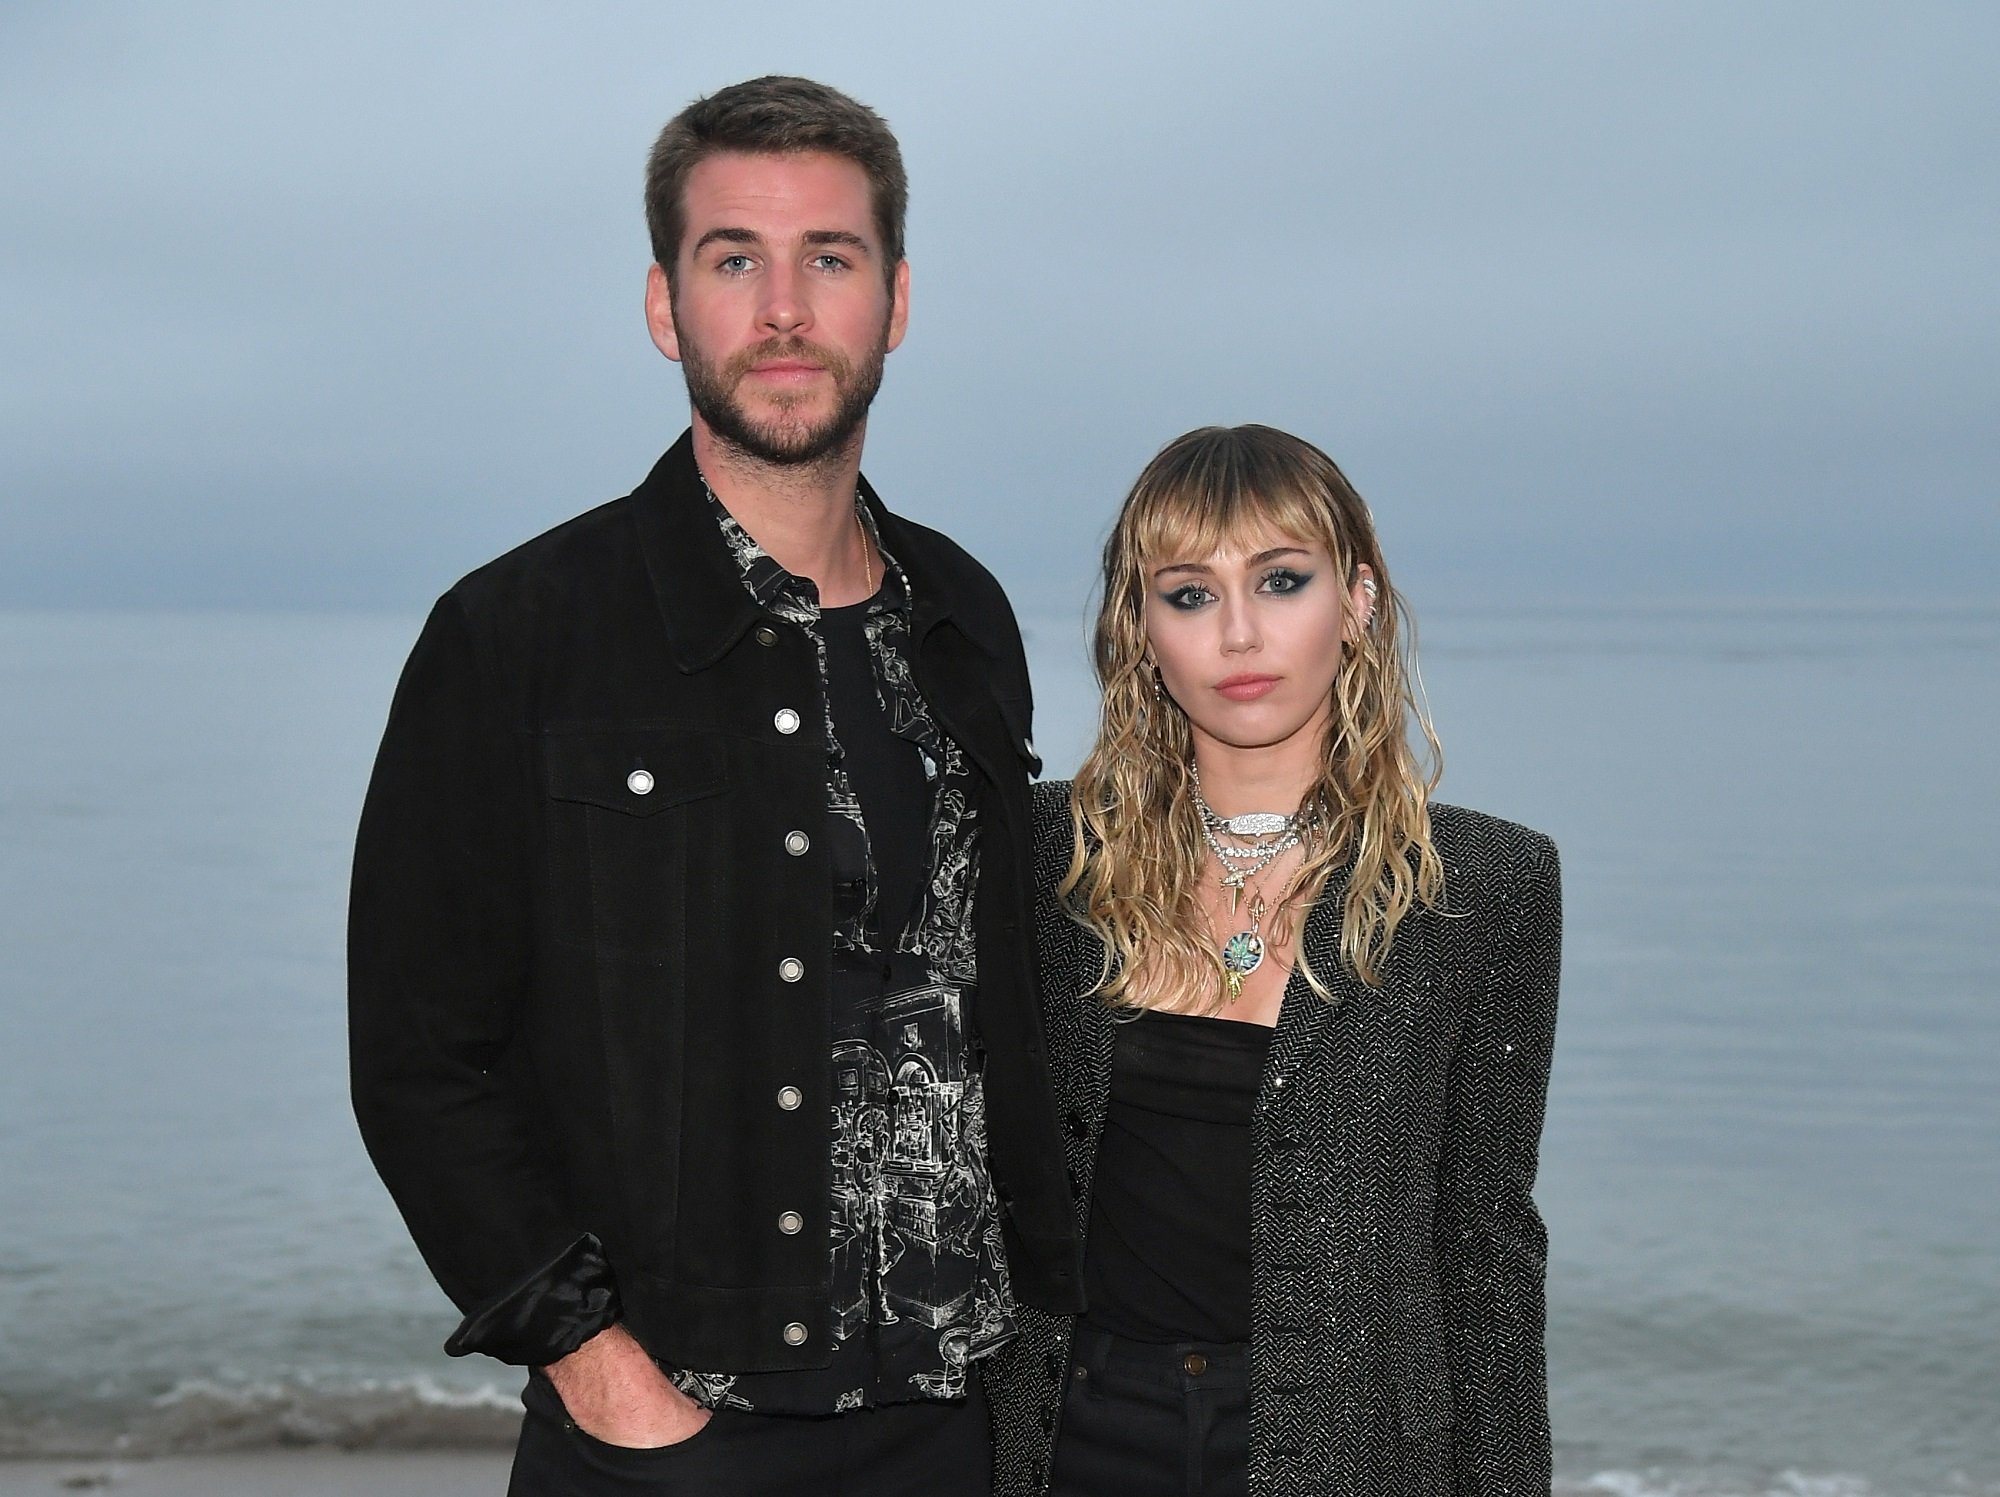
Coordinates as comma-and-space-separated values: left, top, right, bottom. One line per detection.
1187, 710, 1322, 756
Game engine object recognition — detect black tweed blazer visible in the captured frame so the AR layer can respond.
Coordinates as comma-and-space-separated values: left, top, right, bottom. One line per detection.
986, 781, 1561, 1497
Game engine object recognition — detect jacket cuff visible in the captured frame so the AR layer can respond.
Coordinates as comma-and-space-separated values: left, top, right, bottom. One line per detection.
443, 1233, 621, 1365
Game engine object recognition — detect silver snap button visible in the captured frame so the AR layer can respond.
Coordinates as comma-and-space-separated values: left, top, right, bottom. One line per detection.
777, 1211, 803, 1235
625, 769, 654, 795
753, 625, 779, 647
783, 830, 809, 856
782, 1322, 808, 1347
777, 1085, 802, 1111
778, 957, 804, 983
773, 708, 800, 735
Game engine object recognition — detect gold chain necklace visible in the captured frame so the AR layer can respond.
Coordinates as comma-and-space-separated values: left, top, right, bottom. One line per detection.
856, 503, 874, 595
1217, 850, 1307, 1002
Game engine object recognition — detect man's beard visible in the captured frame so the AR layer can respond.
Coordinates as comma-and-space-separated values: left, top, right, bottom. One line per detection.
678, 323, 889, 468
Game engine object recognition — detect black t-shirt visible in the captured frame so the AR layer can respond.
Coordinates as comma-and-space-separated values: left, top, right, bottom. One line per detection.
1082, 1009, 1270, 1344
820, 598, 929, 945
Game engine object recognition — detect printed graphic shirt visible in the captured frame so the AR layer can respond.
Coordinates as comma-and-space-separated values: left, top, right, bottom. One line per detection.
664, 481, 1017, 1414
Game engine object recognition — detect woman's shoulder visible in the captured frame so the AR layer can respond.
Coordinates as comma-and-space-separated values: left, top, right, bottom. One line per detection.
1030, 778, 1077, 886
1026, 780, 1102, 986
1425, 800, 1561, 911
1031, 777, 1074, 827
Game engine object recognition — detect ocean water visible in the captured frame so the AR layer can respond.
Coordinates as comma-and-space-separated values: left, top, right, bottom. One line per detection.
1, 605, 1995, 1493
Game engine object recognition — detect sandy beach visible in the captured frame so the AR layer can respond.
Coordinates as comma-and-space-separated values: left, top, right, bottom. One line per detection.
0, 1453, 514, 1497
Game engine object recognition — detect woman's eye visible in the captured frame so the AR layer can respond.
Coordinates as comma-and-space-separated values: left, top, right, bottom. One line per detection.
1161, 585, 1215, 610
1260, 568, 1312, 595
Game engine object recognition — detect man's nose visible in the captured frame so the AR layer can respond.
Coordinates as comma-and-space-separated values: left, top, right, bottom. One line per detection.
758, 264, 810, 335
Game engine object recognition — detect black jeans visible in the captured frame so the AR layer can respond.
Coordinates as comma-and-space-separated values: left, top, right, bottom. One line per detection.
507, 1371, 991, 1496
1048, 1325, 1249, 1497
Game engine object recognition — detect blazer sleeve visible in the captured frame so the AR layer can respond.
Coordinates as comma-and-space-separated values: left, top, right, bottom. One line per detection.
1434, 831, 1562, 1497
347, 593, 619, 1365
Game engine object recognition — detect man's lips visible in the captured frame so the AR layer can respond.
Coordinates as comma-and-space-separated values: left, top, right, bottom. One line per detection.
747, 359, 826, 379
1214, 673, 1280, 701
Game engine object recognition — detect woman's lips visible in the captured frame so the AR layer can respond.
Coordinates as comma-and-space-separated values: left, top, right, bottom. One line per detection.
1215, 674, 1280, 701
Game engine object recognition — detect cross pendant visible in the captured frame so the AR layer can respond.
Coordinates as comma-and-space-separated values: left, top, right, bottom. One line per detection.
1222, 869, 1247, 915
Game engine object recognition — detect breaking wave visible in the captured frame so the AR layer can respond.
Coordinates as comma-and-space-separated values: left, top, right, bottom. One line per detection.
0, 1375, 520, 1458
1560, 1472, 2000, 1497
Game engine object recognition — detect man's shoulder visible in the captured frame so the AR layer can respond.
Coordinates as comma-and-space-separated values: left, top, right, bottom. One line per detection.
882, 510, 1014, 631
442, 492, 644, 623
438, 435, 702, 628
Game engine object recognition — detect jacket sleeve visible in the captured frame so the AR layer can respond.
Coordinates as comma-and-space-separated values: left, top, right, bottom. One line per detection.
1434, 833, 1561, 1497
348, 593, 619, 1365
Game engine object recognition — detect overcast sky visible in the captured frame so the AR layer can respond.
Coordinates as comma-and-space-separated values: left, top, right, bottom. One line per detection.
2, 2, 1994, 613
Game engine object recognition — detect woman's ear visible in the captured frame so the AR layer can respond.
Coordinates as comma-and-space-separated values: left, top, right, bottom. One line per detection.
1347, 563, 1378, 640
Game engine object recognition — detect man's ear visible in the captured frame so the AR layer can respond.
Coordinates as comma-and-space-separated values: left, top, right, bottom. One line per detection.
645, 262, 682, 363
885, 258, 910, 354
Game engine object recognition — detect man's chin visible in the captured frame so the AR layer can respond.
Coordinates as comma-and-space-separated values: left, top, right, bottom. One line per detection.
703, 406, 862, 468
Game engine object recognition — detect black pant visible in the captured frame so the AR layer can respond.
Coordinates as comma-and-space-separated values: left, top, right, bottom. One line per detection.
507, 1371, 991, 1496
1048, 1325, 1249, 1497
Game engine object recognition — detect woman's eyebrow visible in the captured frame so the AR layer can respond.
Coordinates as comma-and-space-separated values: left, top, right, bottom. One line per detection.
1153, 547, 1311, 581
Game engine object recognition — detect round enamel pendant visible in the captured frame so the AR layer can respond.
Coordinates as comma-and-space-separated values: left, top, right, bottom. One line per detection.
1221, 931, 1265, 979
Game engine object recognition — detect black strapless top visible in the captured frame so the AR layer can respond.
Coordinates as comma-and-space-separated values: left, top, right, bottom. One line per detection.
1081, 1008, 1271, 1344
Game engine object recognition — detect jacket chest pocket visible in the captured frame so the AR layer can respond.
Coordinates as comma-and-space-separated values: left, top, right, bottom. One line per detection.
542, 729, 728, 959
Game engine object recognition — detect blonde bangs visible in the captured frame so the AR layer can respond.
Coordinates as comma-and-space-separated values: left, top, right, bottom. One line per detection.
1118, 435, 1357, 585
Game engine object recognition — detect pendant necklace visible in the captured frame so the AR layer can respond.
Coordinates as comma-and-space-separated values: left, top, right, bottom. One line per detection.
1192, 763, 1310, 919
1220, 887, 1269, 1001
1218, 858, 1308, 1002
1191, 766, 1314, 1002
1204, 822, 1298, 916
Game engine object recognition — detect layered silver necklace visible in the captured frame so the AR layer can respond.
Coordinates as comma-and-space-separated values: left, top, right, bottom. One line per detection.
1191, 765, 1313, 999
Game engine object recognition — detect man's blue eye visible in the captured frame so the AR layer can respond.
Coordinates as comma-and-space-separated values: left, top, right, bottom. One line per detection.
719, 254, 753, 272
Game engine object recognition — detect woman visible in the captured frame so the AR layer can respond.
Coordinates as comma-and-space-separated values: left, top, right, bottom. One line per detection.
987, 425, 1561, 1497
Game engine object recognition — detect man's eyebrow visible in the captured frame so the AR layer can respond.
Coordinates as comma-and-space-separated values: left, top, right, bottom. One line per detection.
802, 230, 871, 255
690, 227, 874, 258
691, 227, 762, 255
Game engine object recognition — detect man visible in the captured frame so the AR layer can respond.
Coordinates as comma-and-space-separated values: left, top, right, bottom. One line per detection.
349, 77, 1081, 1495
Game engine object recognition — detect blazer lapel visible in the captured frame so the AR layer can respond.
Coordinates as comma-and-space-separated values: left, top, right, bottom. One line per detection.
1042, 912, 1117, 1137
1265, 893, 1369, 1098
1074, 965, 1116, 1122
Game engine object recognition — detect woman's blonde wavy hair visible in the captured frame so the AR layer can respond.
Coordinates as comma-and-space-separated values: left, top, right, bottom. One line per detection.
1062, 424, 1444, 1009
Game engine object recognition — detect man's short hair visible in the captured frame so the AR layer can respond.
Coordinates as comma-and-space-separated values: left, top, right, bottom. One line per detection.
645, 76, 908, 289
